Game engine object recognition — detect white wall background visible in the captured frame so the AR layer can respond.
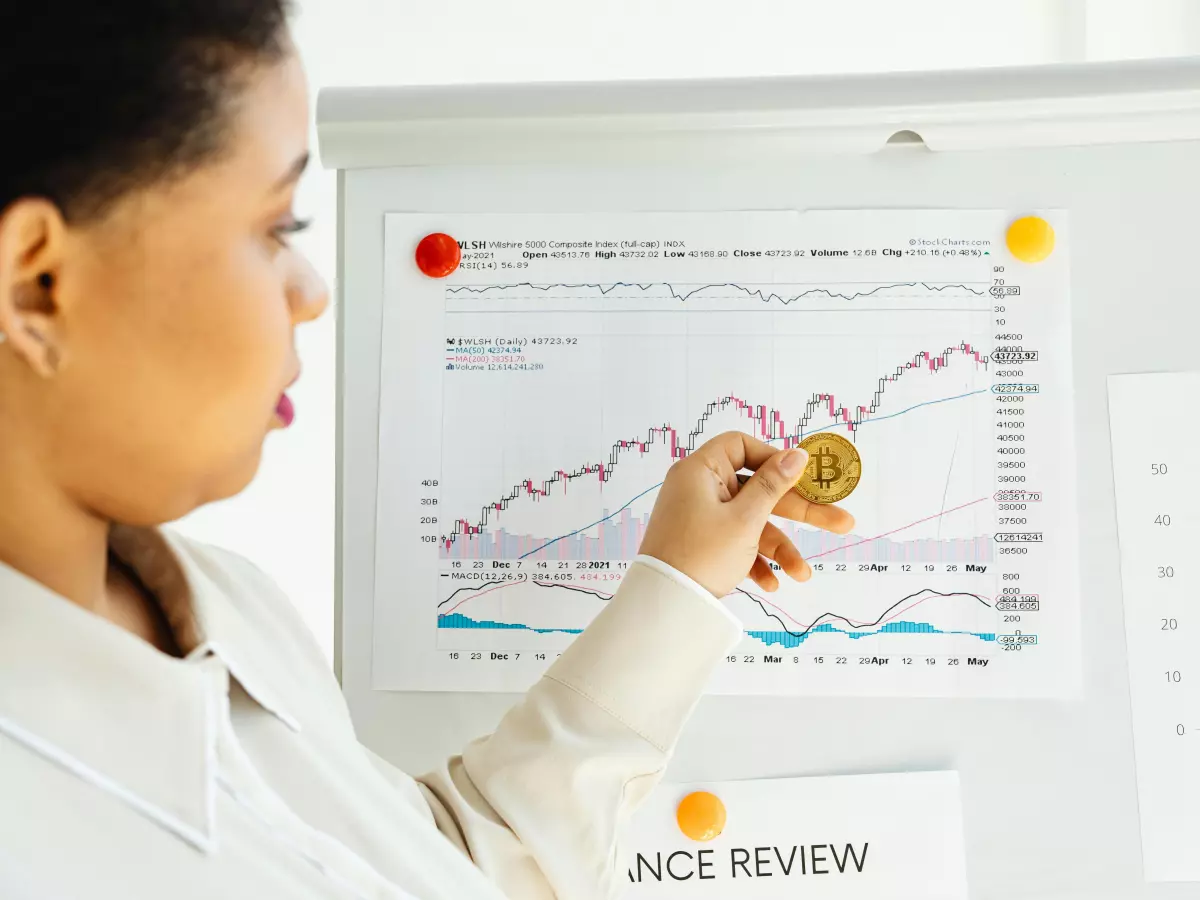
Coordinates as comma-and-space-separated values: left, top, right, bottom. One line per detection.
172, 0, 1200, 663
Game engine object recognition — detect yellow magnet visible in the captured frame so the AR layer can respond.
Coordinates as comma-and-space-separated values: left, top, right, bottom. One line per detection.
676, 791, 727, 842
1006, 215, 1055, 263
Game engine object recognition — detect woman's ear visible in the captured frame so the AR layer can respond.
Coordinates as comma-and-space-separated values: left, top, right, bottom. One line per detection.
0, 198, 68, 377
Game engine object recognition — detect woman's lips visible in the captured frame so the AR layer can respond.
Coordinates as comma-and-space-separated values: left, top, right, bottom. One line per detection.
275, 392, 295, 427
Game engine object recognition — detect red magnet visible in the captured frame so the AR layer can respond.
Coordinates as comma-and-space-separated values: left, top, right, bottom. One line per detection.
415, 232, 461, 278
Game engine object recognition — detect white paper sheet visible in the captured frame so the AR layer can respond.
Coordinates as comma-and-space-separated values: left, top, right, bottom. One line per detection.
622, 771, 968, 899
1108, 371, 1200, 882
373, 210, 1080, 697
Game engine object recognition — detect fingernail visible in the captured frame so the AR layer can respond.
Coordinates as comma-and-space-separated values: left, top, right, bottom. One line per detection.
780, 448, 808, 477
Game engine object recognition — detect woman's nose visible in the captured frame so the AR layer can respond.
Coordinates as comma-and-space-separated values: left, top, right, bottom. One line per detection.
287, 251, 330, 325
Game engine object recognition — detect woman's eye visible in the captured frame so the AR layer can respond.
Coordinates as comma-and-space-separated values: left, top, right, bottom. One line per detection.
271, 216, 312, 247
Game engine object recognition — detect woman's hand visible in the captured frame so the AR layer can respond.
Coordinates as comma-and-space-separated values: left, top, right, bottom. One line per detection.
639, 431, 856, 597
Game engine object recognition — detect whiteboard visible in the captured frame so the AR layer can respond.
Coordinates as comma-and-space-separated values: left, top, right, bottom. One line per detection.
320, 58, 1200, 900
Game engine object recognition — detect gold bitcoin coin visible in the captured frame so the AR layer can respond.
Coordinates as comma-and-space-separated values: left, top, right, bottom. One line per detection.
791, 432, 862, 504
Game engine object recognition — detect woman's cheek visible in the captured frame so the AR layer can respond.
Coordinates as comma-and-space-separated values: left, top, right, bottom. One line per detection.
224, 258, 293, 380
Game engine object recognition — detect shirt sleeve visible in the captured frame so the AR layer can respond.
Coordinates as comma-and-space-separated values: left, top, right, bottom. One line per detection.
415, 556, 743, 899
631, 554, 745, 630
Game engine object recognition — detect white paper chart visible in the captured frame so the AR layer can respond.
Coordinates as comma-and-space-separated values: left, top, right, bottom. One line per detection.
373, 210, 1081, 696
1109, 372, 1200, 883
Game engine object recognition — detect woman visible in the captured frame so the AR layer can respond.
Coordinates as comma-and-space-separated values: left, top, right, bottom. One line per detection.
0, 3, 853, 899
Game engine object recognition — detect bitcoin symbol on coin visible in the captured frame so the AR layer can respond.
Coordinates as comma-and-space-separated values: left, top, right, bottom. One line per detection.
814, 448, 843, 489
791, 432, 862, 504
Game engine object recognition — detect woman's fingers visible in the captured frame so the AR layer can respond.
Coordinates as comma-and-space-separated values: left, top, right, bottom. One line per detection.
770, 491, 856, 535
748, 554, 779, 592
680, 434, 744, 499
748, 523, 814, 592
730, 455, 857, 535
731, 447, 810, 522
645, 429, 855, 597
694, 431, 779, 483
758, 521, 811, 583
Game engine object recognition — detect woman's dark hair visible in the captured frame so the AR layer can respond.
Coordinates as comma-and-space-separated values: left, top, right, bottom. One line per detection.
2, 1, 292, 222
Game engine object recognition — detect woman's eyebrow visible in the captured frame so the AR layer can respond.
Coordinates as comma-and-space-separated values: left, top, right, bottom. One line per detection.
271, 151, 310, 192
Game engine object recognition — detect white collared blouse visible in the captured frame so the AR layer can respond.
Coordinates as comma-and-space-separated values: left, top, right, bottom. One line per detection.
0, 527, 740, 899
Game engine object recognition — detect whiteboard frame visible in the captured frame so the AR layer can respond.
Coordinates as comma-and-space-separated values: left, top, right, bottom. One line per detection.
321, 58, 1200, 899
319, 56, 1200, 168
325, 55, 1200, 682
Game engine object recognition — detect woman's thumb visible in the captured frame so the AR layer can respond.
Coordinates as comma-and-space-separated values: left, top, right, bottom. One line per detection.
735, 448, 809, 520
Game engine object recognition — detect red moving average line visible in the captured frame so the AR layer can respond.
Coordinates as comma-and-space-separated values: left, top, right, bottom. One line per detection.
741, 587, 989, 634
440, 581, 616, 618
439, 497, 993, 619
440, 581, 986, 630
807, 496, 989, 560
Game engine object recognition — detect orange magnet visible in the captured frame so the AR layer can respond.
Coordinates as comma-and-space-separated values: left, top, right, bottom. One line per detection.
415, 232, 461, 278
676, 791, 727, 842
1006, 216, 1055, 263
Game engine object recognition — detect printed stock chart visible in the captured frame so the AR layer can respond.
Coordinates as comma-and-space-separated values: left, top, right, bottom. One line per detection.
373, 211, 1080, 696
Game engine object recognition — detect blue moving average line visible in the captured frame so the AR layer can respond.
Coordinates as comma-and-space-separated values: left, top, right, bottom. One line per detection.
516, 388, 989, 560
447, 281, 987, 305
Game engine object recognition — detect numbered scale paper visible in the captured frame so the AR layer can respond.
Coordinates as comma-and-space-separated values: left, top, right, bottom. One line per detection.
1109, 372, 1200, 882
374, 210, 1081, 696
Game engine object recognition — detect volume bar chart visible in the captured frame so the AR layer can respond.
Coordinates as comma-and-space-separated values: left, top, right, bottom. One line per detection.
442, 505, 992, 563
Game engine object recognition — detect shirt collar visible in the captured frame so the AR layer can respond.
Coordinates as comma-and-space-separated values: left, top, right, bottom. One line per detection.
110, 526, 301, 733
0, 526, 298, 851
